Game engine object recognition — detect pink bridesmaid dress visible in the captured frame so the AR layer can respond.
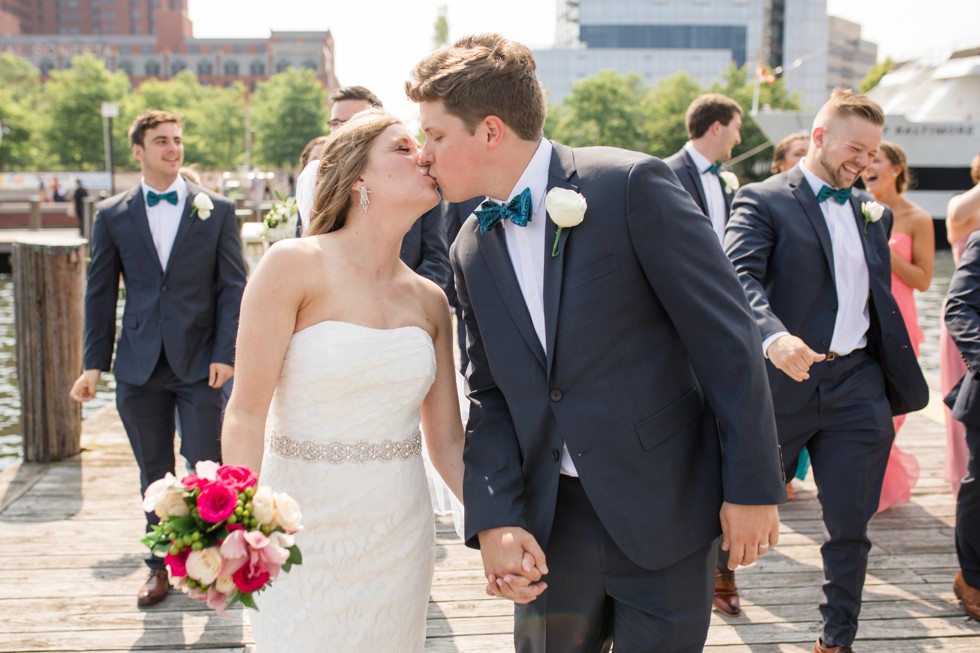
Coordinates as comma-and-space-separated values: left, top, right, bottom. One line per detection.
879, 232, 922, 512
940, 237, 972, 496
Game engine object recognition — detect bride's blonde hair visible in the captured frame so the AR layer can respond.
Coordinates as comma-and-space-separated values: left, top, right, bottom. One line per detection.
307, 109, 400, 235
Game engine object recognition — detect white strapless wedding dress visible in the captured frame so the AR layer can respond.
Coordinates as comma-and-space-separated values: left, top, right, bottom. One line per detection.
249, 321, 437, 652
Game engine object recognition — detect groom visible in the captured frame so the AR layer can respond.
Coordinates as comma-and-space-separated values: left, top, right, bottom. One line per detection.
408, 34, 786, 652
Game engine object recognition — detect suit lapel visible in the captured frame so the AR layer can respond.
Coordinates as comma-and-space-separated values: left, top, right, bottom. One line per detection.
849, 195, 881, 270
126, 186, 164, 275
681, 151, 709, 214
543, 142, 579, 378
475, 223, 547, 370
789, 168, 837, 286
165, 183, 199, 277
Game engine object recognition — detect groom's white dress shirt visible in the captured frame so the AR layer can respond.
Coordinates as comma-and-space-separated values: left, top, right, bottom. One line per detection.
495, 139, 579, 477
684, 142, 727, 243
142, 175, 187, 271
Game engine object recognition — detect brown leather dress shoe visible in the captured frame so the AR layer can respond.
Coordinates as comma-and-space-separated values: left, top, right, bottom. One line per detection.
813, 637, 854, 652
137, 568, 170, 607
954, 572, 980, 619
713, 569, 741, 616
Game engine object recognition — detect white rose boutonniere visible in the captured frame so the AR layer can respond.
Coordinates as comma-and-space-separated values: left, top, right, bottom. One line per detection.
545, 187, 587, 257
861, 200, 885, 233
192, 192, 214, 220
719, 170, 740, 194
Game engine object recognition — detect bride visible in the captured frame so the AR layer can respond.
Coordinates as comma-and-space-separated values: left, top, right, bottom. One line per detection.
221, 109, 465, 651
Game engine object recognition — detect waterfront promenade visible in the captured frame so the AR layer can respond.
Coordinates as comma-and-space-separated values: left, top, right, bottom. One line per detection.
0, 384, 978, 651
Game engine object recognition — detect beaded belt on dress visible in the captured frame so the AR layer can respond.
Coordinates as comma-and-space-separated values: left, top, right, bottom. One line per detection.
267, 429, 422, 464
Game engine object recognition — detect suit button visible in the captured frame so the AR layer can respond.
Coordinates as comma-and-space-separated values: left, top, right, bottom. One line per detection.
549, 389, 563, 401
830, 304, 838, 311
161, 285, 168, 292
552, 449, 560, 462
821, 338, 830, 348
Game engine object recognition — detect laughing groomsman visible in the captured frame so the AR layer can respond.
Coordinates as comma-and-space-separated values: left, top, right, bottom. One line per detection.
70, 109, 246, 607
725, 89, 928, 652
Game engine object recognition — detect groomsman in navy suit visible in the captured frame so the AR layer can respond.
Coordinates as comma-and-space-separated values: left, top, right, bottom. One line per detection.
667, 92, 745, 614
409, 34, 785, 653
725, 89, 928, 653
666, 93, 743, 246
70, 109, 246, 607
941, 229, 980, 621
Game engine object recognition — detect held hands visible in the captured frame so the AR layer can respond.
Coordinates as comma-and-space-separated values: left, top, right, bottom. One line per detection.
719, 502, 780, 569
69, 369, 101, 402
209, 363, 234, 389
767, 335, 826, 382
478, 526, 549, 604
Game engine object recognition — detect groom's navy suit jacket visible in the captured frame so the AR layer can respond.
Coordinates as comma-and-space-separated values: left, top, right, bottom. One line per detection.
451, 141, 786, 571
724, 167, 928, 418
665, 148, 733, 220
83, 182, 246, 386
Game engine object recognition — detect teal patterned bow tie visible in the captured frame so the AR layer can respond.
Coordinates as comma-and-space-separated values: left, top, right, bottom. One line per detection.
475, 187, 533, 234
817, 185, 851, 205
147, 190, 178, 207
703, 162, 722, 176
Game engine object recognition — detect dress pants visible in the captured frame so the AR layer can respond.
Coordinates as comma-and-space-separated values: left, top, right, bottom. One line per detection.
116, 351, 224, 569
958, 426, 980, 587
514, 475, 715, 653
775, 351, 893, 648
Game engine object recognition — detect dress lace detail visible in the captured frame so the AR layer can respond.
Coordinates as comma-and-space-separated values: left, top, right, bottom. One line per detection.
249, 321, 437, 652
268, 429, 422, 463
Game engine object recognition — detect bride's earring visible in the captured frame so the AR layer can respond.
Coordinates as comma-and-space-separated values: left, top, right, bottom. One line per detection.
359, 186, 370, 213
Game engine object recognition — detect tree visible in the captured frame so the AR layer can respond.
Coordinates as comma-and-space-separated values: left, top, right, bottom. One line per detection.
861, 57, 895, 93
433, 5, 449, 49
0, 54, 43, 171
546, 70, 648, 151
640, 72, 703, 158
41, 54, 130, 170
250, 68, 327, 169
192, 82, 247, 170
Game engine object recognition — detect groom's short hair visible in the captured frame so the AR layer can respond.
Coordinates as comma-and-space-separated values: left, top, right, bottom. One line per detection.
685, 94, 742, 140
406, 33, 545, 141
128, 109, 181, 148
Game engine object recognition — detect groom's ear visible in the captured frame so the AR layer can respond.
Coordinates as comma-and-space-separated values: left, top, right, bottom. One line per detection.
483, 116, 505, 149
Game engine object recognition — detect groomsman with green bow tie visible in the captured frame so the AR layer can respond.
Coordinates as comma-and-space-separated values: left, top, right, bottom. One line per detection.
69, 109, 246, 608
724, 89, 928, 653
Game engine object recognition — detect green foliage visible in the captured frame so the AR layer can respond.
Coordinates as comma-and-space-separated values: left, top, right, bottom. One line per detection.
433, 5, 450, 49
250, 68, 327, 170
861, 57, 895, 93
40, 54, 130, 171
640, 72, 703, 158
547, 70, 648, 151
0, 55, 44, 170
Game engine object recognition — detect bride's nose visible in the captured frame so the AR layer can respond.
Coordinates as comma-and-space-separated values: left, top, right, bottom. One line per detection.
417, 146, 433, 167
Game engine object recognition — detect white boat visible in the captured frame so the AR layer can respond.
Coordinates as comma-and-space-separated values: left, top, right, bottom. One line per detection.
752, 48, 980, 220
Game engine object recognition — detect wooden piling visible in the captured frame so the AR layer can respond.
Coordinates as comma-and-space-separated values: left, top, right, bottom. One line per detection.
12, 236, 88, 462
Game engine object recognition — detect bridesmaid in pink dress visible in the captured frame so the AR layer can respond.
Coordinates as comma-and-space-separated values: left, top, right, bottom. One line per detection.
864, 142, 934, 511
943, 153, 980, 496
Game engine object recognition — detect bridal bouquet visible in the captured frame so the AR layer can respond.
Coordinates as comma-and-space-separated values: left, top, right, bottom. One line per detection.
141, 461, 302, 613
262, 190, 297, 242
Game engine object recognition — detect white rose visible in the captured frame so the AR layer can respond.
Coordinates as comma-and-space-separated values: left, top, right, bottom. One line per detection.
193, 192, 214, 220
214, 574, 236, 595
154, 487, 190, 519
273, 492, 302, 532
719, 171, 740, 193
185, 547, 223, 586
862, 200, 884, 222
251, 486, 277, 526
142, 473, 179, 513
545, 187, 587, 228
194, 460, 219, 480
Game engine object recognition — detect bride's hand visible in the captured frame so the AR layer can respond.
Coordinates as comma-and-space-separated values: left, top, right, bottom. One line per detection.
478, 526, 549, 604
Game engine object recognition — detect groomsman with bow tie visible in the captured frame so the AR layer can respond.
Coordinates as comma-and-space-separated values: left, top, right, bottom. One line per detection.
725, 89, 928, 653
70, 109, 246, 607
665, 94, 743, 246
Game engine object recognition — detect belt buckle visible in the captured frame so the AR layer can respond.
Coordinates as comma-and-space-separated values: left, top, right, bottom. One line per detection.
826, 352, 839, 361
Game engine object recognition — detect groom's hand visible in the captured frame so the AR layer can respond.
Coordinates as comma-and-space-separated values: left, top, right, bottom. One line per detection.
720, 502, 780, 569
478, 526, 548, 604
767, 335, 826, 382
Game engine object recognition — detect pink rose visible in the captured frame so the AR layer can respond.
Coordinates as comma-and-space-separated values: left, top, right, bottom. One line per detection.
165, 548, 189, 577
233, 560, 271, 593
206, 587, 230, 615
181, 474, 210, 490
197, 482, 237, 523
216, 465, 258, 492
